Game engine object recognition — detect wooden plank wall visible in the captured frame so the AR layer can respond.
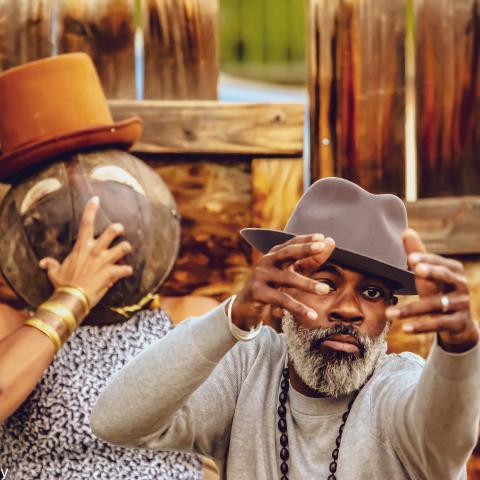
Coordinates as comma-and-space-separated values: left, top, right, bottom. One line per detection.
415, 0, 480, 197
308, 0, 406, 196
143, 0, 218, 99
0, 0, 219, 100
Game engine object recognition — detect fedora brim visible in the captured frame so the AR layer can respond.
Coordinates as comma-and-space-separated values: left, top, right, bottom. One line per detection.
0, 117, 143, 182
241, 228, 416, 295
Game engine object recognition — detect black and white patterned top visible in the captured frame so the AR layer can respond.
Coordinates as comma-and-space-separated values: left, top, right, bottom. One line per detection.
0, 309, 203, 480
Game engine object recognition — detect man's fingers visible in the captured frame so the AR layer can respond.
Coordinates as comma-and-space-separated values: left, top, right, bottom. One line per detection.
94, 223, 125, 253
264, 238, 333, 266
269, 234, 325, 253
402, 228, 427, 257
413, 263, 469, 292
293, 237, 336, 275
250, 284, 318, 321
386, 293, 470, 320
257, 267, 330, 295
76, 196, 100, 248
408, 252, 464, 274
399, 311, 468, 335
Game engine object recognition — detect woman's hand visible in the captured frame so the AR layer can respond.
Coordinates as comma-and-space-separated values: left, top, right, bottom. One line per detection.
38, 196, 133, 310
386, 229, 478, 353
231, 234, 335, 330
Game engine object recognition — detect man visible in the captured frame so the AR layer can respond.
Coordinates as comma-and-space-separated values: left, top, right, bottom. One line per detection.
91, 177, 480, 479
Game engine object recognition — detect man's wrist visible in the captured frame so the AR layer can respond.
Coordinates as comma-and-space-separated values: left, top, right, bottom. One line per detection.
226, 295, 262, 341
438, 322, 480, 353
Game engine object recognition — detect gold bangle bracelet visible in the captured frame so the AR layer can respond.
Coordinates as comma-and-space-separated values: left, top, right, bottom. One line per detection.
25, 318, 62, 353
56, 286, 90, 314
39, 301, 77, 335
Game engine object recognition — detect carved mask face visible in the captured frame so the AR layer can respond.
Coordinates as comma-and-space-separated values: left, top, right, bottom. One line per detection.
0, 149, 180, 325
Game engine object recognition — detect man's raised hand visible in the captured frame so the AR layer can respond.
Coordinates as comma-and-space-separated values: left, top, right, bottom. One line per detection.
386, 228, 478, 353
231, 234, 335, 331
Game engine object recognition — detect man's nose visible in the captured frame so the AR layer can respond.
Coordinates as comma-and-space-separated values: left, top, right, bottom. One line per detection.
327, 291, 364, 324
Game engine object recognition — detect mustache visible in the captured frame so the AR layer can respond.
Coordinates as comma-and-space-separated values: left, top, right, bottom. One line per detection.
309, 324, 367, 355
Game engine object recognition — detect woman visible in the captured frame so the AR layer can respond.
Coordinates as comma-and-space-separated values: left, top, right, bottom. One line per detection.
0, 197, 209, 479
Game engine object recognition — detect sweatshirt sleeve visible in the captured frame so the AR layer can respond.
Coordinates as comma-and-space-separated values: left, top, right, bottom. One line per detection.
376, 338, 480, 479
90, 302, 250, 460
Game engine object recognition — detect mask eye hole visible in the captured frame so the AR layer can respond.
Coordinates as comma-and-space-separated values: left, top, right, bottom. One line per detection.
21, 178, 63, 214
90, 166, 145, 195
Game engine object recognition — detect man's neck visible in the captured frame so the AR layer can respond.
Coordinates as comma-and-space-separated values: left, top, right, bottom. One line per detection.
288, 360, 329, 398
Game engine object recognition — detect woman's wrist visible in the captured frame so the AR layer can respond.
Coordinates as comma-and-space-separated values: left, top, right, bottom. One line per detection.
25, 286, 91, 353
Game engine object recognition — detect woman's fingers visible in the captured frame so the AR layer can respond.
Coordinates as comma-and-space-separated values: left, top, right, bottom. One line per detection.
75, 196, 99, 249
93, 223, 125, 254
104, 241, 132, 265
38, 257, 61, 284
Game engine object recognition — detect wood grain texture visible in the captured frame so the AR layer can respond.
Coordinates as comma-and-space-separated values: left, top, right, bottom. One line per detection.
143, 157, 252, 301
142, 0, 218, 99
0, 0, 52, 71
111, 100, 305, 155
415, 0, 480, 197
252, 158, 303, 230
55, 0, 136, 99
308, 0, 405, 195
405, 196, 480, 255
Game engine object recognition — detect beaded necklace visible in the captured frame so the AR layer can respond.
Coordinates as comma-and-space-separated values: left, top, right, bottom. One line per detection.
277, 366, 359, 480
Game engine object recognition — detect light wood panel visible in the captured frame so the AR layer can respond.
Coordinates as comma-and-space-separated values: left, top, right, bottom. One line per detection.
111, 100, 305, 155
0, 0, 52, 71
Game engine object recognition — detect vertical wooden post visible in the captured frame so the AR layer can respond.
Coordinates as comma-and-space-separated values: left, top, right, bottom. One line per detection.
142, 0, 218, 99
0, 0, 52, 71
309, 0, 406, 195
415, 0, 480, 197
55, 0, 137, 99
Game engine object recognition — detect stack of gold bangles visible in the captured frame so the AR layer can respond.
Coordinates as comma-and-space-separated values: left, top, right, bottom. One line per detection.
25, 286, 91, 353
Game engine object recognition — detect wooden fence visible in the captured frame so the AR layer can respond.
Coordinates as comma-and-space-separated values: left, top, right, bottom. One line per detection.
0, 0, 218, 99
309, 0, 480, 200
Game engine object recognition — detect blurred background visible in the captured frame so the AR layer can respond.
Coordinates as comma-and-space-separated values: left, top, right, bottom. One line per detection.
0, 0, 478, 477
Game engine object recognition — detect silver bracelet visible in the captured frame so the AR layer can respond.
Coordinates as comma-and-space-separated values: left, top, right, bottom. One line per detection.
227, 294, 262, 342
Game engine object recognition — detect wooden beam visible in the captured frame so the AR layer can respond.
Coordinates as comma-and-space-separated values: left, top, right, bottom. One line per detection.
405, 196, 480, 255
110, 100, 305, 156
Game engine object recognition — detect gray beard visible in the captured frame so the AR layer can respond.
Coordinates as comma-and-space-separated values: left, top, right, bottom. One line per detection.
282, 311, 389, 398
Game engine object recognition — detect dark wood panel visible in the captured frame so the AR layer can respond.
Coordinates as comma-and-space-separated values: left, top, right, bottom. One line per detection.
415, 0, 480, 197
55, 0, 136, 99
143, 0, 218, 99
308, 0, 406, 195
111, 101, 305, 155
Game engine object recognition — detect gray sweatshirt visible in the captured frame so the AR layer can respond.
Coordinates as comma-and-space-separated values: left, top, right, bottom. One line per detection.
91, 303, 480, 480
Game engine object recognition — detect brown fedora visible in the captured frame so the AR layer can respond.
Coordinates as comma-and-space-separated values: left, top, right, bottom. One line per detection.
241, 177, 416, 294
0, 53, 142, 181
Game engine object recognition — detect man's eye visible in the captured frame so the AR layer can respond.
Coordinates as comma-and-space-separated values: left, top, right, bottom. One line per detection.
362, 287, 384, 300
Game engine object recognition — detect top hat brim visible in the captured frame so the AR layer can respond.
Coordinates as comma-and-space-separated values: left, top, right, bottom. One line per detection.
0, 116, 143, 182
241, 227, 417, 295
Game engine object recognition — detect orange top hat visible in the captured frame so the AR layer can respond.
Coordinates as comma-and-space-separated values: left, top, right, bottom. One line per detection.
0, 53, 142, 181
